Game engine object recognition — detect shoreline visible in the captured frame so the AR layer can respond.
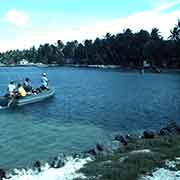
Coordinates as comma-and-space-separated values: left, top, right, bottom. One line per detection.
0, 63, 180, 72
1, 122, 180, 179
0, 64, 122, 68
79, 121, 180, 180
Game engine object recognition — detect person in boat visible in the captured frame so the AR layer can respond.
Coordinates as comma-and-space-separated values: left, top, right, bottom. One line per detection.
6, 84, 26, 107
17, 84, 27, 97
40, 73, 49, 90
7, 81, 16, 97
23, 78, 32, 94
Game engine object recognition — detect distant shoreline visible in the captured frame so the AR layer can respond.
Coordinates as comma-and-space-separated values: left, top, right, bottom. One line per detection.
0, 63, 180, 73
0, 63, 121, 69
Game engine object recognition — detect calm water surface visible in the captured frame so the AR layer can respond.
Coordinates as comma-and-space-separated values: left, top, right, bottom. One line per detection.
0, 67, 180, 169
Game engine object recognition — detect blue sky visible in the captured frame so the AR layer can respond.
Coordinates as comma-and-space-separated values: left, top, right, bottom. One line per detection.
0, 0, 150, 18
0, 0, 180, 51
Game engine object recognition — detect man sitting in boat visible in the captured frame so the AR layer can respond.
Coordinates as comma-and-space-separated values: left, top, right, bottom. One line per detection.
23, 78, 32, 94
17, 84, 27, 97
7, 81, 16, 97
40, 73, 49, 90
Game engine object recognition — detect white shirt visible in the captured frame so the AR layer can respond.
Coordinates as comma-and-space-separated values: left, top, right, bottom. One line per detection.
8, 84, 16, 93
41, 76, 48, 87
24, 80, 31, 87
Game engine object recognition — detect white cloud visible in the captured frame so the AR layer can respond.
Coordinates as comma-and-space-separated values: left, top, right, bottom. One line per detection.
154, 0, 180, 12
5, 9, 31, 27
1, 0, 180, 52
75, 0, 180, 39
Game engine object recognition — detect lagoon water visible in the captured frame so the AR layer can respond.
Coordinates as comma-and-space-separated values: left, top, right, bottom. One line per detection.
0, 66, 180, 169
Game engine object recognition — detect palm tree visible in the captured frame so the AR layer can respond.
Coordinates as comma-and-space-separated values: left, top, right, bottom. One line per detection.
169, 27, 179, 41
169, 19, 180, 41
151, 28, 162, 40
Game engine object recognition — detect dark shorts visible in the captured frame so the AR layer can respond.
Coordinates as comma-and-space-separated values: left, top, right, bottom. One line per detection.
24, 86, 32, 92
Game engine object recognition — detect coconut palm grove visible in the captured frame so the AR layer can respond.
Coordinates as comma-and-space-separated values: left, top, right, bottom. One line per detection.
0, 20, 180, 69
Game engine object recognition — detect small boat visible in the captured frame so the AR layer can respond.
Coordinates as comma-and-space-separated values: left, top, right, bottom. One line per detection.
0, 88, 55, 108
16, 88, 55, 106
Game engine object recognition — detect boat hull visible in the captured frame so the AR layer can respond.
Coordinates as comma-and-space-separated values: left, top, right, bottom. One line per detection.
16, 89, 55, 106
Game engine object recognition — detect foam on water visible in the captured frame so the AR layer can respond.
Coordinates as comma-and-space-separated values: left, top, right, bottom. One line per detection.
140, 160, 180, 180
4, 157, 92, 180
140, 168, 180, 180
0, 106, 7, 110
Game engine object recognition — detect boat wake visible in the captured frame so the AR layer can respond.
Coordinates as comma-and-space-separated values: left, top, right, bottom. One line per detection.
4, 157, 92, 180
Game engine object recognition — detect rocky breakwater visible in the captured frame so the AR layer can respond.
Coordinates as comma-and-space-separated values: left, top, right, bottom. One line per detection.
79, 121, 180, 180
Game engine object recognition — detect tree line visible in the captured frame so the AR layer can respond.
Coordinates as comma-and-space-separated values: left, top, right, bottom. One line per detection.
0, 19, 180, 68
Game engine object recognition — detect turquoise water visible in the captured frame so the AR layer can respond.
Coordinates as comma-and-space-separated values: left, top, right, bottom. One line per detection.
0, 67, 180, 169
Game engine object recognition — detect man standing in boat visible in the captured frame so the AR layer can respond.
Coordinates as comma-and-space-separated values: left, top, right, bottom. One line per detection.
41, 73, 49, 90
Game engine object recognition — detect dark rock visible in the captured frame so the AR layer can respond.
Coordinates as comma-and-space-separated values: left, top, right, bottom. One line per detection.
158, 122, 180, 136
111, 140, 120, 151
72, 153, 79, 159
166, 121, 180, 134
159, 128, 170, 136
125, 134, 131, 140
51, 156, 65, 168
0, 169, 6, 180
142, 131, 155, 139
74, 152, 87, 159
85, 148, 97, 156
33, 160, 41, 172
96, 144, 104, 152
114, 135, 128, 145
114, 135, 121, 141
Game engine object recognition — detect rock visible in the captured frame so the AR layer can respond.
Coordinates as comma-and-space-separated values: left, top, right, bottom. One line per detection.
51, 156, 65, 168
158, 122, 180, 136
159, 128, 170, 136
96, 143, 113, 156
96, 144, 104, 152
125, 134, 133, 140
114, 135, 128, 145
119, 156, 128, 163
100, 160, 112, 165
72, 153, 79, 159
142, 131, 155, 139
85, 148, 97, 156
77, 152, 88, 159
166, 121, 180, 134
0, 169, 6, 180
111, 140, 120, 151
130, 149, 152, 155
33, 160, 41, 172
114, 135, 122, 141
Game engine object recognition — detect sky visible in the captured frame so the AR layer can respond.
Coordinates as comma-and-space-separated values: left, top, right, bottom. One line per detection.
0, 0, 180, 52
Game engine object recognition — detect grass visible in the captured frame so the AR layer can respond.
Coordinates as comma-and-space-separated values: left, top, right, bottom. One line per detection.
78, 134, 180, 180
